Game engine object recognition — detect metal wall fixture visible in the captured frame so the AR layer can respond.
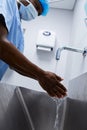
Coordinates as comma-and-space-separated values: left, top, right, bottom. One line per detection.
56, 46, 87, 60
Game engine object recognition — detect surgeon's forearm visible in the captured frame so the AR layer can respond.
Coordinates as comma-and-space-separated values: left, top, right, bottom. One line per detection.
0, 38, 45, 80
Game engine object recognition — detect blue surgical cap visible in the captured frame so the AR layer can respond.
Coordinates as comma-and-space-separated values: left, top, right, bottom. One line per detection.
39, 0, 49, 16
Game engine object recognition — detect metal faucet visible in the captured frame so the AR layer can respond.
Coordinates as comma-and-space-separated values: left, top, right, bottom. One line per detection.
56, 46, 87, 60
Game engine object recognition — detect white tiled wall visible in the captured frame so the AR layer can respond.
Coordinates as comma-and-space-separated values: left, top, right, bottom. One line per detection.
66, 0, 87, 81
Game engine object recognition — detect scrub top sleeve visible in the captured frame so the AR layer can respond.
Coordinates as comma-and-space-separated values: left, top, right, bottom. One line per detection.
0, 0, 14, 32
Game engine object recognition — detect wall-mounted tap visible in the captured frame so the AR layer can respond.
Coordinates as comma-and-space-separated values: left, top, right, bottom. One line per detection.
56, 46, 87, 60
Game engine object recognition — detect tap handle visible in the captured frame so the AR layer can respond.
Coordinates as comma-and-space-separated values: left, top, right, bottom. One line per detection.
56, 48, 61, 60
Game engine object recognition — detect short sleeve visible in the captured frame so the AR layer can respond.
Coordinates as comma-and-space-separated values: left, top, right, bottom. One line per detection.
0, 0, 14, 32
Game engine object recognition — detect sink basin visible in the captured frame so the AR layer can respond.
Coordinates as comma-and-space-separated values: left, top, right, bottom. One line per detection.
0, 83, 64, 130
0, 81, 87, 130
15, 87, 64, 130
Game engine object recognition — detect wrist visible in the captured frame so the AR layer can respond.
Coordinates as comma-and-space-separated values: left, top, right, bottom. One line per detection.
35, 67, 46, 80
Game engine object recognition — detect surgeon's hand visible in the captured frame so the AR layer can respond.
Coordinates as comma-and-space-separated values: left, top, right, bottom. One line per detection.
38, 71, 67, 98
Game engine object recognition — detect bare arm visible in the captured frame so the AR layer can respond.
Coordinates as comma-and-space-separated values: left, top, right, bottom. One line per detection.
0, 23, 67, 98
0, 23, 44, 80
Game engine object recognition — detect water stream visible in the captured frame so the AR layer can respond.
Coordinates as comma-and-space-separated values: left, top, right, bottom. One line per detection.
52, 97, 65, 130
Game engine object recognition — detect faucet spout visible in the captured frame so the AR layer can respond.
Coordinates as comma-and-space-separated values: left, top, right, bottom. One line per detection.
56, 46, 87, 60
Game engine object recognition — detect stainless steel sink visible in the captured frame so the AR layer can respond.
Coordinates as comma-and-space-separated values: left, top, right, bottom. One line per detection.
15, 87, 64, 130
0, 83, 64, 130
0, 80, 87, 130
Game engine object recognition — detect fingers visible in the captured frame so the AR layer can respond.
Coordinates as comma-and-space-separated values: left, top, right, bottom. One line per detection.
56, 81, 67, 92
52, 88, 63, 98
54, 85, 67, 96
55, 81, 67, 98
55, 75, 63, 81
48, 89, 66, 98
55, 76, 67, 92
47, 85, 67, 98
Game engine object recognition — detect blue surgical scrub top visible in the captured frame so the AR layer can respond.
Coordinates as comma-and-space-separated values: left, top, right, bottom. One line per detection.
0, 0, 24, 80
